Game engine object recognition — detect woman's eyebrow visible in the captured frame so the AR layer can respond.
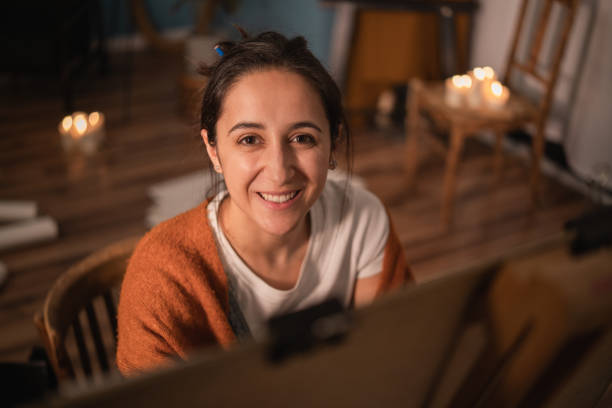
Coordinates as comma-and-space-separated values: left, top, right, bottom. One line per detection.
289, 121, 322, 133
228, 121, 323, 134
228, 122, 264, 134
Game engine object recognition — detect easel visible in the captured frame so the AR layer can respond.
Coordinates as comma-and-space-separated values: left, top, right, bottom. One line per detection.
40, 215, 612, 408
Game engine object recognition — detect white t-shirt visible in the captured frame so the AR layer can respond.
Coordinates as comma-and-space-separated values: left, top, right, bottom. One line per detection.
206, 178, 389, 339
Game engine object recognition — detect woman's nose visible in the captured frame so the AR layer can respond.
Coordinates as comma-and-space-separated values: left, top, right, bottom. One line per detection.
264, 143, 295, 184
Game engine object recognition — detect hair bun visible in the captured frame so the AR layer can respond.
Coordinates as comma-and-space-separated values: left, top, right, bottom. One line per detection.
286, 36, 307, 50
232, 24, 249, 39
282, 36, 308, 57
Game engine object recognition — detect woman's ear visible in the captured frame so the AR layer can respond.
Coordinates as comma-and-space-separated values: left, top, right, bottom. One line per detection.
328, 123, 342, 169
201, 129, 222, 173
332, 123, 343, 152
328, 153, 337, 170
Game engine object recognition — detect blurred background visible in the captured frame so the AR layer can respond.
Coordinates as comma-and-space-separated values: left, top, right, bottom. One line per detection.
1, 0, 611, 404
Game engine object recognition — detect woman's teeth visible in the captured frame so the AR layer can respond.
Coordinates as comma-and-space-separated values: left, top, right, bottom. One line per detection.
259, 191, 298, 203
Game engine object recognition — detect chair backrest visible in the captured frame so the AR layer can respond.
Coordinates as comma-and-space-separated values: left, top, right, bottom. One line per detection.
34, 236, 140, 383
504, 0, 578, 121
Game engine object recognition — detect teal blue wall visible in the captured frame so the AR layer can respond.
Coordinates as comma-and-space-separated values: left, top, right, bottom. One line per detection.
101, 0, 335, 66
211, 1, 335, 66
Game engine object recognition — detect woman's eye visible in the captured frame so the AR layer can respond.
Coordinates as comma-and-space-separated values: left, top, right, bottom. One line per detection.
239, 135, 258, 145
292, 134, 315, 145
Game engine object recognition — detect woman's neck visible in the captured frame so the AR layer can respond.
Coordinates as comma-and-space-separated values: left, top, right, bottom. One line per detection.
218, 196, 310, 287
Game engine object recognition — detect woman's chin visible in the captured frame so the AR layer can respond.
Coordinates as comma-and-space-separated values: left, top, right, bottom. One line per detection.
257, 217, 306, 238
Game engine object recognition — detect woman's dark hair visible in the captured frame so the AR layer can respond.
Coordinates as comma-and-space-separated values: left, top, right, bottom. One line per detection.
198, 30, 351, 174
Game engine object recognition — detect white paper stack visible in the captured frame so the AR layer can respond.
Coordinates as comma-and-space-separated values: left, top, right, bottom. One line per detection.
0, 216, 59, 251
0, 200, 37, 221
0, 200, 59, 287
146, 170, 216, 227
145, 169, 366, 228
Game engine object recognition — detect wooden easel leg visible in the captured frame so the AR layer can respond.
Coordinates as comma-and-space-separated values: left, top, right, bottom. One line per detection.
442, 127, 465, 225
493, 130, 505, 183
405, 80, 423, 189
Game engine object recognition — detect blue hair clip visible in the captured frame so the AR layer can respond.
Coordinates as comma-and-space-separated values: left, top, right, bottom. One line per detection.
214, 45, 224, 57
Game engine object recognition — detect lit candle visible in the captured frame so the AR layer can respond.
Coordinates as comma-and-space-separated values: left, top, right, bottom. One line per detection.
445, 74, 472, 107
473, 67, 486, 81
61, 116, 72, 133
73, 113, 88, 139
468, 66, 497, 107
81, 111, 105, 154
482, 80, 510, 109
482, 66, 495, 80
58, 114, 76, 150
57, 111, 106, 153
89, 111, 100, 127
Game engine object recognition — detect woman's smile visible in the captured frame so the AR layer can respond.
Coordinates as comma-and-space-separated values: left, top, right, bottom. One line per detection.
257, 189, 300, 203
256, 189, 302, 208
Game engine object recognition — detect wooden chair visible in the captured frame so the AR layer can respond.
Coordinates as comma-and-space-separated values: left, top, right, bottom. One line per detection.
33, 236, 140, 383
405, 0, 578, 224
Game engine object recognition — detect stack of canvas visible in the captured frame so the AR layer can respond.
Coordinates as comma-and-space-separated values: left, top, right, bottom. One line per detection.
0, 200, 59, 287
146, 170, 213, 228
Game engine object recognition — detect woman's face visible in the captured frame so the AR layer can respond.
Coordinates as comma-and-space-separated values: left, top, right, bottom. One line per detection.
202, 69, 332, 238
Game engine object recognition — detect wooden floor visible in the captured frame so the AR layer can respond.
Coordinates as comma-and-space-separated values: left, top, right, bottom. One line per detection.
0, 51, 591, 363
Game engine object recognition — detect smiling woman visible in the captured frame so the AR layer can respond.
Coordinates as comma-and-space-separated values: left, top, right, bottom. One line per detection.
116, 30, 413, 376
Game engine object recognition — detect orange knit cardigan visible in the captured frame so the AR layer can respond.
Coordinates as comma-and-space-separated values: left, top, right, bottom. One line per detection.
116, 199, 411, 376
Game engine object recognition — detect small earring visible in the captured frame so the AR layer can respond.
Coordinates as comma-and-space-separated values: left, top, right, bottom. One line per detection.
214, 164, 221, 172
329, 158, 337, 170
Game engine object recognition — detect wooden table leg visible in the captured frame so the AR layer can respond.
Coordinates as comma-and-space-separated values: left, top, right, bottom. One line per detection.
405, 80, 423, 188
530, 123, 545, 203
442, 126, 465, 224
494, 130, 505, 183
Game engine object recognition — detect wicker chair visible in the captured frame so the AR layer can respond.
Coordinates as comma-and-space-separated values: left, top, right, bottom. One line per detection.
33, 236, 140, 383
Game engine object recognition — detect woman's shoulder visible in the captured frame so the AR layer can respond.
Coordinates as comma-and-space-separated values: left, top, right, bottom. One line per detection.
127, 200, 220, 281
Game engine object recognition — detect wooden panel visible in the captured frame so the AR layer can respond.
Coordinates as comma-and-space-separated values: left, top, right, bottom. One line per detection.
345, 8, 473, 112
345, 10, 440, 112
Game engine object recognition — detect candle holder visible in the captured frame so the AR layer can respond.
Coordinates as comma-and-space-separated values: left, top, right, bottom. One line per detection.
58, 111, 106, 154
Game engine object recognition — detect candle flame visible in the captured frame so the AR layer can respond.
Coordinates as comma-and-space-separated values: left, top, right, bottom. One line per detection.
451, 75, 463, 88
89, 112, 100, 127
483, 66, 495, 79
491, 81, 503, 97
74, 115, 88, 137
61, 116, 72, 132
460, 75, 472, 88
473, 67, 485, 81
